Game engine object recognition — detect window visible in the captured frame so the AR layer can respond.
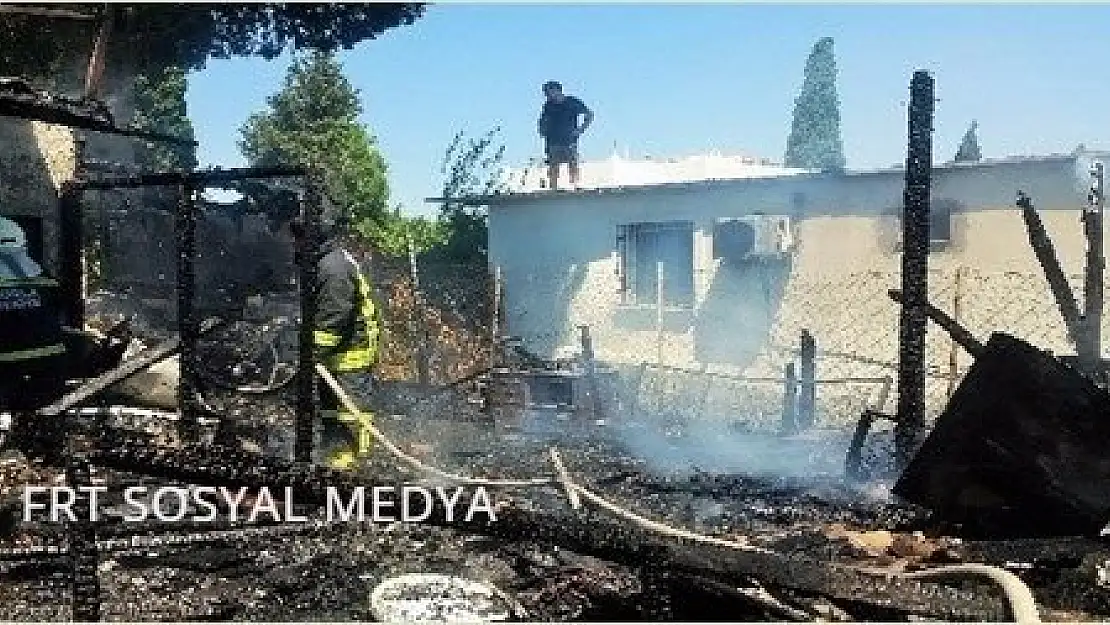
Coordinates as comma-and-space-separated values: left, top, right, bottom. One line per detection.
889, 198, 957, 251
617, 221, 695, 307
930, 198, 955, 243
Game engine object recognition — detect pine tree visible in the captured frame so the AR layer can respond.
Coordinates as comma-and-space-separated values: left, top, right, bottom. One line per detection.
238, 51, 389, 231
953, 120, 982, 162
784, 37, 846, 172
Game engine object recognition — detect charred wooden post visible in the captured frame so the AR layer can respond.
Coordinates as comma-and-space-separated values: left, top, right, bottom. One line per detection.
579, 325, 603, 418
294, 176, 322, 464
797, 330, 816, 430
175, 183, 200, 442
1081, 161, 1105, 377
627, 361, 648, 420
844, 376, 895, 481
58, 138, 87, 330
1017, 191, 1084, 345
895, 332, 1110, 536
780, 362, 798, 435
64, 439, 100, 621
888, 289, 984, 357
895, 70, 935, 472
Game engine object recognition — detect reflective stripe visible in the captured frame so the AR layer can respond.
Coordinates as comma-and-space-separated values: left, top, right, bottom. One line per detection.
0, 277, 58, 288
0, 343, 66, 362
313, 330, 340, 347
329, 250, 379, 373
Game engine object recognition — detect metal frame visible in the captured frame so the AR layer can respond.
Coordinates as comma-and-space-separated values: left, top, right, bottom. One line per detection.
21, 164, 324, 621
0, 80, 329, 621
68, 165, 320, 454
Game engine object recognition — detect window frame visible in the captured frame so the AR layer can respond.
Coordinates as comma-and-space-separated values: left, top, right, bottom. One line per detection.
616, 220, 696, 310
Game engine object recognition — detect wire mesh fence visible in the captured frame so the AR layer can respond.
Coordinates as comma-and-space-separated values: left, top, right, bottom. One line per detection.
628, 363, 892, 433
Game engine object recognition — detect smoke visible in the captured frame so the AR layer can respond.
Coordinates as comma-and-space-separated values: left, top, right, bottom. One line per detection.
611, 415, 848, 480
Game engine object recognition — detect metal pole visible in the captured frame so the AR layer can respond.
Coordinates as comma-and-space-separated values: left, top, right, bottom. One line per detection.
656, 260, 664, 365
1083, 161, 1105, 378
895, 70, 934, 472
492, 265, 502, 347
946, 267, 964, 399
408, 236, 430, 385
175, 183, 199, 441
294, 177, 321, 464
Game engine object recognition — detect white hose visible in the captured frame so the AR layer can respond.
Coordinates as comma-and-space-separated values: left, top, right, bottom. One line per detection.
316, 364, 553, 487
318, 367, 1041, 621
903, 563, 1041, 623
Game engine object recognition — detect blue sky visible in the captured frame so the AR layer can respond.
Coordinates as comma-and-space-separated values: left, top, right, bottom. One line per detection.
186, 3, 1110, 217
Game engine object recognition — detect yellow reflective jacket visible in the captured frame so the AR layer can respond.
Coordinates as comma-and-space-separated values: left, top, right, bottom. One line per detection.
312, 245, 379, 373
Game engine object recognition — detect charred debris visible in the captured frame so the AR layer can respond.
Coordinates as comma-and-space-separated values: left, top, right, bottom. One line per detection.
2, 68, 1110, 622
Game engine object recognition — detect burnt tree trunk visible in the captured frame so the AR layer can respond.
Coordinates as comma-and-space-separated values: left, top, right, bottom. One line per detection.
894, 71, 934, 472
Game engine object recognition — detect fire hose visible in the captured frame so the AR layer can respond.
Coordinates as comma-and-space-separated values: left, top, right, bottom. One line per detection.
316, 363, 1042, 622
1, 364, 1040, 621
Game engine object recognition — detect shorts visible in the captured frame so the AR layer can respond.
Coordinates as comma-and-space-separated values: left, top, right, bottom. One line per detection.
545, 141, 579, 166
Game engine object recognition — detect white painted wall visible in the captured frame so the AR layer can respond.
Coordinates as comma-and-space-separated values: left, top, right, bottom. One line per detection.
488, 153, 1101, 372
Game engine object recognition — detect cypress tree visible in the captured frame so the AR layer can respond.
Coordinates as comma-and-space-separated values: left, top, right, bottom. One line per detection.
784, 37, 846, 172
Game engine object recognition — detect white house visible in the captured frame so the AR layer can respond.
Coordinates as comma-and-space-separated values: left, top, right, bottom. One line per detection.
436, 147, 1109, 425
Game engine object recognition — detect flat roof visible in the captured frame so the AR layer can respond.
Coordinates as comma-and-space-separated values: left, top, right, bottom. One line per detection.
426, 150, 1105, 207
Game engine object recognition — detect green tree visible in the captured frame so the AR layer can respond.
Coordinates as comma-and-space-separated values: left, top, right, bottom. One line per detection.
953, 120, 982, 163
435, 127, 508, 263
0, 4, 425, 81
238, 51, 389, 232
784, 37, 846, 172
359, 205, 447, 259
131, 66, 197, 170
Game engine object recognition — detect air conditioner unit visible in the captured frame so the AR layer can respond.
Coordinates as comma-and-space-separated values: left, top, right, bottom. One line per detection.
713, 215, 794, 262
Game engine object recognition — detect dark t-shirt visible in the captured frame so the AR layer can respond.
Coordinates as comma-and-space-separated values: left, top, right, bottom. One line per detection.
540, 96, 588, 145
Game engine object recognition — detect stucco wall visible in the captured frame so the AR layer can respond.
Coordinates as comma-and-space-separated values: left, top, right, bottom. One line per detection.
0, 118, 77, 274
489, 154, 1104, 424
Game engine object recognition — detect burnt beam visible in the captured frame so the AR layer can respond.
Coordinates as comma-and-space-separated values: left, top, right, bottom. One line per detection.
888, 289, 985, 357
73, 166, 309, 191
176, 184, 200, 441
0, 96, 195, 147
895, 70, 935, 472
294, 176, 322, 463
1017, 191, 1084, 346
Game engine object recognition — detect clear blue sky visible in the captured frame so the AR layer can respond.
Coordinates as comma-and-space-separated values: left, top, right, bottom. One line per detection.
186, 3, 1110, 217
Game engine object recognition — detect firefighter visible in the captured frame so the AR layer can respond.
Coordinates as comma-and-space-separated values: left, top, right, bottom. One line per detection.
0, 216, 67, 412
285, 195, 381, 470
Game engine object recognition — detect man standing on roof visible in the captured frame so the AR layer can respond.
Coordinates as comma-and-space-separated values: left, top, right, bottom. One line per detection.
538, 80, 593, 190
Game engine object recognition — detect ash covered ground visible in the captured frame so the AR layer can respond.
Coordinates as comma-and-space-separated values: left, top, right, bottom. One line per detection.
4, 321, 1110, 620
